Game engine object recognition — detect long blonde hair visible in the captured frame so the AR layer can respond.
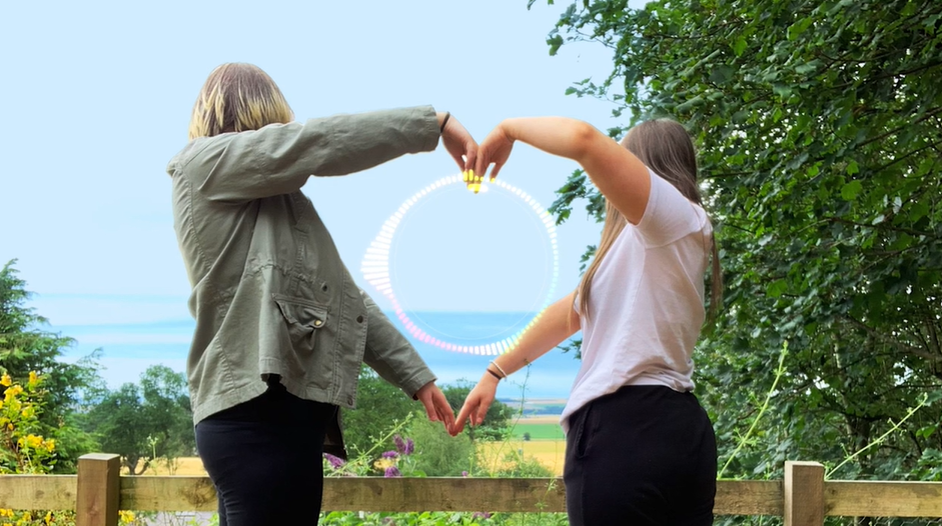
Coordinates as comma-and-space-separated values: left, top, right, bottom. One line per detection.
188, 63, 293, 140
576, 119, 723, 323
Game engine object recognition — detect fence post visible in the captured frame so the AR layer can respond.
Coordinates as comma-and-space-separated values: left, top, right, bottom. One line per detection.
76, 453, 121, 526
784, 461, 825, 526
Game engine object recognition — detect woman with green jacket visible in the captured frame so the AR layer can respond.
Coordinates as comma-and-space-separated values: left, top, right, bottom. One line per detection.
167, 62, 474, 526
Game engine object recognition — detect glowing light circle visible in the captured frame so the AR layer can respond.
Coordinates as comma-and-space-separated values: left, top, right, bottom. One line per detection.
360, 175, 559, 356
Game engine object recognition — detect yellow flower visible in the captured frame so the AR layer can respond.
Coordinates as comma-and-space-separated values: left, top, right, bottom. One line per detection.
373, 458, 397, 470
3, 385, 23, 402
45, 439, 56, 452
27, 372, 38, 389
119, 510, 136, 524
44, 511, 52, 524
0, 509, 14, 518
18, 434, 44, 449
0, 374, 11, 387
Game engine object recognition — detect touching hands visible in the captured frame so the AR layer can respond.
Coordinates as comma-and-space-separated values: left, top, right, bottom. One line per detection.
439, 115, 517, 192
414, 381, 457, 433
474, 122, 515, 183
450, 372, 499, 436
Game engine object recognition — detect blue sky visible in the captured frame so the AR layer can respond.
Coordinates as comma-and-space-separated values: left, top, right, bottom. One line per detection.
0, 0, 639, 392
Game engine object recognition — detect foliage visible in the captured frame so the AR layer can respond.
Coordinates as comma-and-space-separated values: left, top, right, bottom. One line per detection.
83, 365, 194, 475
442, 383, 514, 441
319, 511, 568, 525
341, 365, 418, 458
0, 372, 138, 526
1, 373, 58, 474
406, 417, 476, 477
320, 425, 565, 526
0, 261, 100, 473
534, 0, 942, 490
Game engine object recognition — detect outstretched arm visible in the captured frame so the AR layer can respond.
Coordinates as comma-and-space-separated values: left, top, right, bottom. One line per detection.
475, 117, 651, 224
175, 107, 477, 203
451, 291, 579, 435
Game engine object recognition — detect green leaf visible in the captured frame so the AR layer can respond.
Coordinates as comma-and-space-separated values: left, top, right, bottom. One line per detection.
731, 35, 747, 57
547, 34, 564, 56
841, 180, 863, 200
787, 17, 814, 41
767, 279, 788, 298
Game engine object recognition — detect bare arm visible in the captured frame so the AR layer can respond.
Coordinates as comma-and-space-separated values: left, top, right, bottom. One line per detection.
475, 117, 651, 224
451, 291, 579, 434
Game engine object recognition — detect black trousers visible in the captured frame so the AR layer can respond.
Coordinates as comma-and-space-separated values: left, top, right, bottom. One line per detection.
564, 385, 717, 526
195, 381, 336, 526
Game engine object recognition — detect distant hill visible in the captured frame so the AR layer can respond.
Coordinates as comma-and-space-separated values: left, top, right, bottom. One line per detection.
498, 398, 567, 417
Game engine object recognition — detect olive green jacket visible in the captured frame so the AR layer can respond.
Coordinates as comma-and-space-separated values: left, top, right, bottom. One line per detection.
166, 106, 441, 455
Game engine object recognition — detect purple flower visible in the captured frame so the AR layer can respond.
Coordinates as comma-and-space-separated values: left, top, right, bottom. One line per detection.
381, 450, 399, 459
323, 453, 345, 470
393, 434, 407, 454
472, 512, 492, 519
404, 438, 415, 455
384, 466, 402, 478
461, 471, 469, 477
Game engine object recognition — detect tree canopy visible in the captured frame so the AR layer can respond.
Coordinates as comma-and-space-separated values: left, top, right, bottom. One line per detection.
537, 0, 942, 481
84, 365, 195, 475
0, 261, 99, 472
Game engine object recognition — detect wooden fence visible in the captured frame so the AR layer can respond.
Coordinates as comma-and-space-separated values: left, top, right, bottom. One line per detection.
1, 455, 942, 525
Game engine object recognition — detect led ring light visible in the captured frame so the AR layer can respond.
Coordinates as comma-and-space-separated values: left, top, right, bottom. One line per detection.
360, 175, 559, 355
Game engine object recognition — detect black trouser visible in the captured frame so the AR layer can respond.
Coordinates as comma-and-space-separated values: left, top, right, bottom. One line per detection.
195, 380, 336, 526
564, 385, 717, 526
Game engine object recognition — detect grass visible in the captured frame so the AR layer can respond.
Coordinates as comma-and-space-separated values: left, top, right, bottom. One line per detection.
510, 422, 566, 441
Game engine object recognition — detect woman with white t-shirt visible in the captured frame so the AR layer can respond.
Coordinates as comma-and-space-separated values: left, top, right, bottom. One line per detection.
453, 117, 722, 525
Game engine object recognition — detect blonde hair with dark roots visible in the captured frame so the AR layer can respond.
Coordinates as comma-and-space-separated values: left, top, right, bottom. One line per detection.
188, 63, 294, 141
576, 119, 723, 324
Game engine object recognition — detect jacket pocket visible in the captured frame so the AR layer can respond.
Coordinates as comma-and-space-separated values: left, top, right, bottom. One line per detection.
273, 294, 328, 351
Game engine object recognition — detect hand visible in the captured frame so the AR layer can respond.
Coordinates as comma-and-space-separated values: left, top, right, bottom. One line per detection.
438, 113, 478, 175
450, 373, 499, 436
414, 381, 456, 433
474, 122, 515, 182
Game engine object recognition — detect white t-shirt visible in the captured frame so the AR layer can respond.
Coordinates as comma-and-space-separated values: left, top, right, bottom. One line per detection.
560, 170, 712, 434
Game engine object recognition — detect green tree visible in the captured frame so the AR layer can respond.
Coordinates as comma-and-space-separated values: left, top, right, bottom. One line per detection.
534, 0, 942, 486
340, 365, 417, 456
406, 417, 475, 477
442, 382, 514, 441
0, 260, 100, 472
86, 365, 195, 475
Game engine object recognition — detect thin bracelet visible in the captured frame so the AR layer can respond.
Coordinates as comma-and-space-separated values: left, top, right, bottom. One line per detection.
490, 360, 508, 379
485, 368, 502, 381
440, 112, 451, 133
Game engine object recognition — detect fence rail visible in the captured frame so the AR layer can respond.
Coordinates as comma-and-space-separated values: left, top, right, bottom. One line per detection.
1, 456, 941, 526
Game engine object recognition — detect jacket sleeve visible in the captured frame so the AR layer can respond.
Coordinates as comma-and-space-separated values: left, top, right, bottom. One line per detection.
173, 106, 440, 202
360, 289, 437, 398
